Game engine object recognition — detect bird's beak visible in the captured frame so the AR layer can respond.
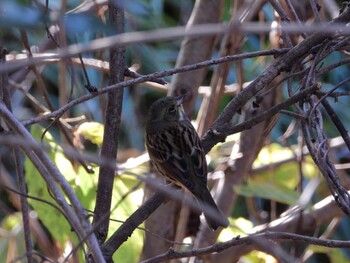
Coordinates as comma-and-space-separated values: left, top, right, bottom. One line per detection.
175, 95, 187, 121
175, 95, 184, 106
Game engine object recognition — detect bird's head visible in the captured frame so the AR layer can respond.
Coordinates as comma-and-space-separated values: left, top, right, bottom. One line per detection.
146, 96, 187, 124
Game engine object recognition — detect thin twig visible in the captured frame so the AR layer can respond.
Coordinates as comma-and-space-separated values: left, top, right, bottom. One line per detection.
14, 149, 33, 263
141, 231, 350, 263
201, 3, 350, 153
317, 91, 350, 152
21, 48, 289, 127
0, 102, 105, 262
4, 22, 350, 73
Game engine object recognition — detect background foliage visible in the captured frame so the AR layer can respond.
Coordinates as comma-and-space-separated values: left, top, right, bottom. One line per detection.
1, 0, 350, 262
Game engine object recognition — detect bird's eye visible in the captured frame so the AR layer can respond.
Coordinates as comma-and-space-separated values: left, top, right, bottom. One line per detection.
168, 105, 176, 113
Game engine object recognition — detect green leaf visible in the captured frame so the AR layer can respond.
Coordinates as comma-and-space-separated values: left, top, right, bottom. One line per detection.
113, 230, 143, 263
110, 177, 143, 263
308, 244, 349, 263
75, 163, 144, 263
25, 125, 143, 261
242, 250, 277, 263
234, 182, 300, 205
74, 165, 98, 210
25, 125, 76, 244
219, 217, 254, 241
252, 143, 318, 190
253, 143, 299, 189
0, 213, 26, 260
77, 122, 104, 146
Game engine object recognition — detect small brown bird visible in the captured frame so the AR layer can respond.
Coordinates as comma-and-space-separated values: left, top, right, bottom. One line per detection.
145, 96, 229, 230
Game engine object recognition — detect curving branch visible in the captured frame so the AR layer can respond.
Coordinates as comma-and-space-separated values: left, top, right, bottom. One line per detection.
84, 4, 350, 260
0, 102, 105, 262
201, 3, 350, 152
21, 48, 288, 127
142, 231, 350, 263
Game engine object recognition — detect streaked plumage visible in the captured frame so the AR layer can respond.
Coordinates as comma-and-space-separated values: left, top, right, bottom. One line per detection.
145, 96, 229, 230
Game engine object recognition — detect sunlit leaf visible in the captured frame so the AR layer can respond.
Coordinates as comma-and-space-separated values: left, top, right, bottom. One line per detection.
253, 143, 299, 189
308, 244, 349, 263
252, 143, 319, 190
74, 165, 97, 210
25, 125, 76, 244
74, 159, 144, 263
241, 250, 278, 263
0, 213, 26, 260
234, 182, 300, 205
219, 217, 254, 242
77, 122, 104, 146
110, 177, 143, 262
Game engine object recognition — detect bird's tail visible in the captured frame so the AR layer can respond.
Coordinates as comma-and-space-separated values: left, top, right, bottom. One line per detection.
196, 188, 229, 231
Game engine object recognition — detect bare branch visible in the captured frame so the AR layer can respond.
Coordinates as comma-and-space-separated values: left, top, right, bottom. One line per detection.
4, 22, 350, 73
141, 231, 350, 263
201, 3, 350, 152
21, 48, 289, 127
0, 103, 105, 262
92, 0, 125, 245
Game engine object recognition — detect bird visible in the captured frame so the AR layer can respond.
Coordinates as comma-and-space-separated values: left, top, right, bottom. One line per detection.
145, 96, 229, 230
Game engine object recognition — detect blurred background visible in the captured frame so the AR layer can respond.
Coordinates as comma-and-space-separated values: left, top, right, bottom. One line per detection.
1, 0, 350, 262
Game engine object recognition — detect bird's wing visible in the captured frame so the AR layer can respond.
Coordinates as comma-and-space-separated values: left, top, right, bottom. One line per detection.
147, 122, 207, 193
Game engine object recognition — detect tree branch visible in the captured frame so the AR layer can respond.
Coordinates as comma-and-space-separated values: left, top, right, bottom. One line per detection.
92, 0, 125, 244
21, 48, 289, 127
0, 102, 105, 262
84, 4, 350, 258
101, 192, 166, 262
141, 231, 350, 263
201, 3, 350, 152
